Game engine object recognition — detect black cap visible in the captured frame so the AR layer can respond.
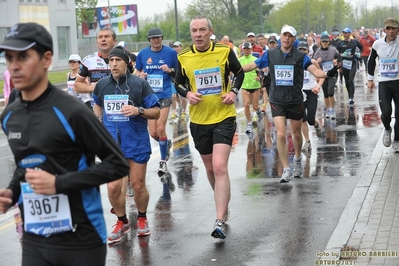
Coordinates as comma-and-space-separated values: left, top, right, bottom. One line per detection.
0, 22, 53, 53
268, 36, 277, 43
109, 46, 130, 65
297, 41, 309, 50
242, 42, 252, 49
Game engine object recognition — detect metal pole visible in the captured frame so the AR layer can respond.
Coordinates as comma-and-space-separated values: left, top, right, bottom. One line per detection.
259, 0, 264, 33
174, 0, 179, 40
108, 0, 111, 26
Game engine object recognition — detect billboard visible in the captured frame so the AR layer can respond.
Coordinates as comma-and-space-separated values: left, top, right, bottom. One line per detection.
82, 4, 138, 38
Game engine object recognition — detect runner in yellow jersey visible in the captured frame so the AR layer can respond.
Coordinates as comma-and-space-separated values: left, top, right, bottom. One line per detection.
174, 15, 244, 239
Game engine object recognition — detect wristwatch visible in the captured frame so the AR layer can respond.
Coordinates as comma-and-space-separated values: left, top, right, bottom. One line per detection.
138, 107, 144, 116
230, 87, 239, 95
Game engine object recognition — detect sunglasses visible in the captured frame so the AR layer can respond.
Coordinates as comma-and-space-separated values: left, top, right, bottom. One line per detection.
68, 61, 79, 64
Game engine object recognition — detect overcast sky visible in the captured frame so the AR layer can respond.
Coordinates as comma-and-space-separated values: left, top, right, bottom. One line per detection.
99, 0, 391, 20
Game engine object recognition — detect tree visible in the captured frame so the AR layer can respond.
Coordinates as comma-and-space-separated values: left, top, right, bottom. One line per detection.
268, 0, 352, 34
76, 0, 98, 25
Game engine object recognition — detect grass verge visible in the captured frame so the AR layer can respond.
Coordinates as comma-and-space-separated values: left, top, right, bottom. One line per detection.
0, 69, 69, 95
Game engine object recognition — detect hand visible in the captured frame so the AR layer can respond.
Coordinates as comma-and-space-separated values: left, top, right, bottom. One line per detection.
311, 86, 320, 94
326, 65, 341, 78
25, 168, 57, 195
0, 189, 13, 214
160, 64, 171, 73
121, 105, 136, 116
186, 91, 203, 105
221, 91, 237, 105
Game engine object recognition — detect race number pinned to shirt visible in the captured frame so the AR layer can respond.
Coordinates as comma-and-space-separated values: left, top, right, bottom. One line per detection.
342, 59, 353, 70
66, 81, 79, 98
322, 61, 334, 71
21, 182, 74, 237
194, 67, 222, 95
380, 58, 398, 77
304, 71, 310, 83
104, 95, 129, 122
275, 65, 294, 86
147, 74, 164, 93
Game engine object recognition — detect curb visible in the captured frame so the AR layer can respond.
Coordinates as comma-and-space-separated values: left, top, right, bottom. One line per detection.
322, 131, 384, 258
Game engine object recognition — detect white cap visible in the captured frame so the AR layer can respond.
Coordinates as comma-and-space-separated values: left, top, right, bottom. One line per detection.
210, 34, 216, 40
247, 32, 256, 37
68, 54, 81, 62
118, 41, 127, 47
172, 41, 182, 46
281, 25, 297, 37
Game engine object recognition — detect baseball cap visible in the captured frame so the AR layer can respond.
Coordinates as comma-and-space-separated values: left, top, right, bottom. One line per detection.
68, 54, 81, 62
172, 41, 182, 47
297, 41, 309, 50
342, 28, 352, 33
281, 25, 297, 37
118, 41, 127, 47
320, 34, 330, 41
268, 36, 277, 43
384, 18, 399, 28
332, 30, 339, 35
210, 34, 216, 40
0, 22, 53, 53
247, 32, 256, 37
242, 42, 252, 49
147, 27, 163, 38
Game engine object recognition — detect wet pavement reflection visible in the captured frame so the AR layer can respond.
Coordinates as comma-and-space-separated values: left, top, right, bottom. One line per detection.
0, 67, 387, 265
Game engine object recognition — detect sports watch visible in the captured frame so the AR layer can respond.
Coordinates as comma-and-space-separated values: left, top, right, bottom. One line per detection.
230, 87, 239, 95
138, 107, 144, 116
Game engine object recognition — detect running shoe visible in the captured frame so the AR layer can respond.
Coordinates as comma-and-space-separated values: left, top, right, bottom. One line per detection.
393, 141, 399, 153
245, 123, 253, 134
165, 139, 172, 161
302, 140, 311, 151
136, 217, 150, 237
293, 157, 302, 177
383, 128, 392, 147
349, 98, 355, 105
314, 123, 323, 138
168, 113, 177, 120
330, 109, 336, 120
251, 112, 258, 127
279, 168, 292, 183
211, 219, 226, 239
108, 220, 131, 243
223, 208, 230, 223
180, 112, 187, 120
261, 105, 266, 113
325, 109, 331, 119
158, 160, 168, 176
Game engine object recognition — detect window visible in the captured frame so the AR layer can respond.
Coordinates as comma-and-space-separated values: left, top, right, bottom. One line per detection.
57, 27, 70, 61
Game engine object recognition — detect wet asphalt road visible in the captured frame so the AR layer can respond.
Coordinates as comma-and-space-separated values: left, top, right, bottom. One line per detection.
0, 67, 384, 266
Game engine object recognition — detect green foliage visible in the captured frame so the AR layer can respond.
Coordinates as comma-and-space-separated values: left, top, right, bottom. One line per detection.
0, 70, 69, 95
268, 0, 352, 34
76, 0, 98, 25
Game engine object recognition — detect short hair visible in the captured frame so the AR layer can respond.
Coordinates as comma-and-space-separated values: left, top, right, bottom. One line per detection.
96, 27, 116, 40
31, 43, 49, 59
257, 34, 265, 38
191, 15, 213, 30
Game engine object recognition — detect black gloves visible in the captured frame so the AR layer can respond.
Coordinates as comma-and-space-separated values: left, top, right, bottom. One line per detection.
326, 65, 341, 78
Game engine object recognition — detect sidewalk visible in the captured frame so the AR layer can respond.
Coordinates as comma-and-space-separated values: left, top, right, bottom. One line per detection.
322, 132, 399, 265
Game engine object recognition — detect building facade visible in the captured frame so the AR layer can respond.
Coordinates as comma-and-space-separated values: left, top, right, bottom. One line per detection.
0, 0, 78, 69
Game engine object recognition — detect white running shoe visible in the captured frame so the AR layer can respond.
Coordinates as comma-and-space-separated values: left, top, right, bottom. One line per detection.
383, 128, 392, 147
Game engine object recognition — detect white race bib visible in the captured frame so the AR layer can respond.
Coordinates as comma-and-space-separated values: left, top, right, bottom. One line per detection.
322, 61, 334, 71
147, 74, 163, 93
380, 58, 398, 77
275, 65, 294, 86
342, 59, 353, 70
104, 95, 129, 122
194, 67, 222, 95
304, 71, 310, 83
21, 183, 74, 237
